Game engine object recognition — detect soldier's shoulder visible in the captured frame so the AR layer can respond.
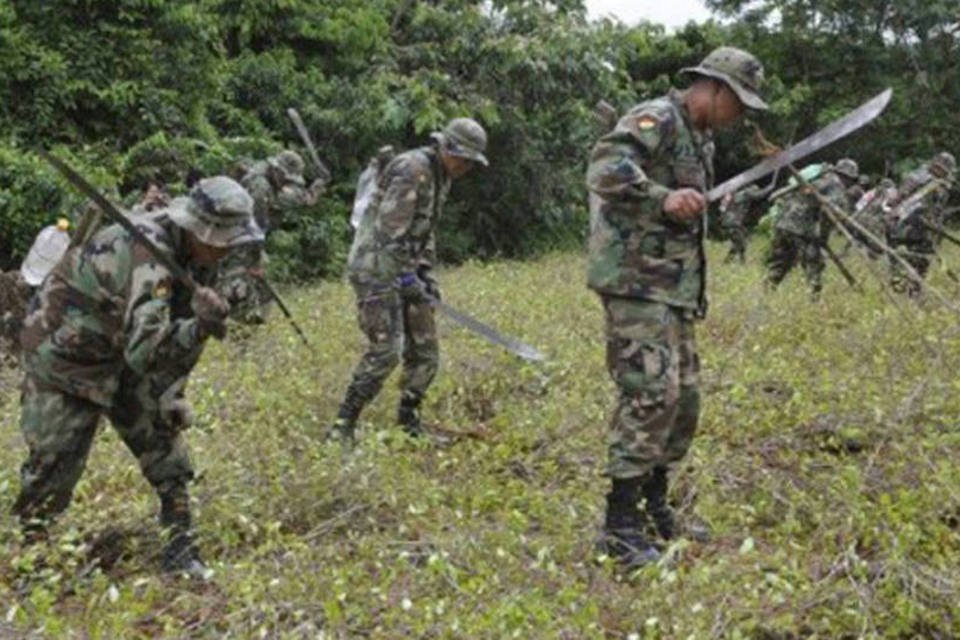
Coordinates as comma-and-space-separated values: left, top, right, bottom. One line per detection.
607, 96, 679, 148
387, 148, 433, 181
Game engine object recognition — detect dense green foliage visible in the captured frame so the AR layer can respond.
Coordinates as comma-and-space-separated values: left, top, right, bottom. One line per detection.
2, 242, 959, 636
1, 0, 957, 273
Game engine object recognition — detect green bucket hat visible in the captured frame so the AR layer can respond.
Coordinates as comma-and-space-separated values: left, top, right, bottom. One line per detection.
434, 118, 489, 166
681, 46, 768, 111
167, 176, 264, 248
268, 150, 307, 187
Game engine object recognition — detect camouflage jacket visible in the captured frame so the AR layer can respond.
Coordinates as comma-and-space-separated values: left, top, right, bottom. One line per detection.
20, 211, 212, 407
241, 162, 313, 231
347, 146, 451, 286
586, 89, 714, 314
721, 186, 765, 228
888, 172, 951, 243
774, 171, 849, 238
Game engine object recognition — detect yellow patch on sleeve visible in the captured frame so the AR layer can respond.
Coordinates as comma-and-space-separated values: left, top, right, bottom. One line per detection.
636, 115, 659, 130
152, 282, 171, 300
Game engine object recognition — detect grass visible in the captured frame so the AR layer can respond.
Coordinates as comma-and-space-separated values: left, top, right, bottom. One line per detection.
1, 239, 959, 638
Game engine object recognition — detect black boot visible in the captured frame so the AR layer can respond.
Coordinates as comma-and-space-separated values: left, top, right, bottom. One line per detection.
598, 477, 660, 570
397, 391, 424, 437
159, 486, 209, 578
641, 466, 676, 540
329, 389, 364, 446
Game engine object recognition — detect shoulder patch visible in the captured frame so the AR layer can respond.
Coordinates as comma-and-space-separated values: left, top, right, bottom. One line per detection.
152, 281, 172, 300
636, 115, 659, 130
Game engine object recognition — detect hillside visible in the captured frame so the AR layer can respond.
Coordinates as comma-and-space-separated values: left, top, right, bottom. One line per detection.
1, 242, 959, 638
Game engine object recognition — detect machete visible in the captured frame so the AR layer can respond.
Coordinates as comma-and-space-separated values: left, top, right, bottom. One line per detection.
287, 108, 332, 183
428, 295, 546, 363
707, 89, 892, 203
39, 150, 196, 289
41, 150, 314, 346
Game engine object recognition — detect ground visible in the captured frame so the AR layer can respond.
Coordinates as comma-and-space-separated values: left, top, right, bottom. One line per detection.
1, 240, 959, 638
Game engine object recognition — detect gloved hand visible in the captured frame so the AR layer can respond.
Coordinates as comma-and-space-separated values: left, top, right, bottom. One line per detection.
397, 272, 429, 304
417, 266, 441, 301
191, 286, 230, 340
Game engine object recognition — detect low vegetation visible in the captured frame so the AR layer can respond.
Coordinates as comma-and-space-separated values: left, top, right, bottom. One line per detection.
2, 241, 958, 637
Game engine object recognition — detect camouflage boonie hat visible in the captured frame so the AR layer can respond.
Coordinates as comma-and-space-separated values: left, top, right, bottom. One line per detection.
167, 176, 264, 248
835, 158, 859, 179
681, 46, 768, 111
433, 118, 488, 166
269, 150, 307, 186
931, 151, 956, 175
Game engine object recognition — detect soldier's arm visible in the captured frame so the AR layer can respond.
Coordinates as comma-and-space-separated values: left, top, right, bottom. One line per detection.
373, 155, 430, 282
586, 107, 676, 218
122, 255, 204, 376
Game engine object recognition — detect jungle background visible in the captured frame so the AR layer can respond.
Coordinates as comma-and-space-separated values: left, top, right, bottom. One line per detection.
2, 1, 960, 637
1, 0, 958, 278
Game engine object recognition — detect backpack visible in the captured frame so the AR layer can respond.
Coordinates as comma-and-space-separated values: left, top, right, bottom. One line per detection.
351, 146, 395, 230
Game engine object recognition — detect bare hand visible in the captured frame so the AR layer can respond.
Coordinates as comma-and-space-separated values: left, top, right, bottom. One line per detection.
663, 188, 706, 222
191, 286, 230, 340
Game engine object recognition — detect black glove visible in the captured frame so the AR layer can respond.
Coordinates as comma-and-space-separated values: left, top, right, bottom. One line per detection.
417, 266, 441, 301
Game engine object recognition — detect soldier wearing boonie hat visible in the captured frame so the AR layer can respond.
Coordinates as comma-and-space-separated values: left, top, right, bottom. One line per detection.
586, 46, 767, 570
332, 117, 488, 445
12, 175, 258, 578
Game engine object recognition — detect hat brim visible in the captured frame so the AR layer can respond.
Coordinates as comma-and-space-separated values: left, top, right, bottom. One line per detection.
449, 148, 489, 167
166, 199, 265, 248
681, 66, 769, 111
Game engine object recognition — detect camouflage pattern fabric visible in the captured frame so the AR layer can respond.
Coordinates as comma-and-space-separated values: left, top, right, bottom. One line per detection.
765, 230, 826, 294
887, 171, 952, 296
766, 170, 851, 294
603, 298, 700, 478
14, 372, 195, 524
585, 88, 713, 480
1, 270, 32, 356
849, 185, 895, 259
222, 160, 317, 322
347, 147, 450, 287
13, 211, 210, 524
720, 187, 761, 263
339, 283, 439, 414
586, 89, 714, 315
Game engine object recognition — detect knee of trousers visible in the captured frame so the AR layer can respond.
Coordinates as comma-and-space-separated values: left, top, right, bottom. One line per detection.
362, 346, 402, 379
138, 434, 195, 491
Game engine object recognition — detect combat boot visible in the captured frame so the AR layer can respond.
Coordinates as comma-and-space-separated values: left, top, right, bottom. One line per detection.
159, 486, 210, 579
397, 391, 424, 438
329, 391, 363, 447
641, 466, 675, 540
597, 477, 660, 570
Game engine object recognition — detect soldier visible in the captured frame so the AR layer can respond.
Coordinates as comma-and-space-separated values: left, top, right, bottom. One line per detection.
331, 118, 488, 443
586, 47, 767, 568
12, 177, 262, 577
765, 158, 859, 298
219, 150, 326, 324
886, 151, 956, 296
845, 177, 897, 259
719, 184, 769, 263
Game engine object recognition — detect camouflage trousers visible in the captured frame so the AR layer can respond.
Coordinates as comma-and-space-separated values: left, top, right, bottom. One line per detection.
12, 373, 194, 524
601, 297, 700, 479
888, 237, 933, 297
340, 282, 439, 415
766, 229, 825, 294
722, 223, 748, 263
217, 244, 273, 325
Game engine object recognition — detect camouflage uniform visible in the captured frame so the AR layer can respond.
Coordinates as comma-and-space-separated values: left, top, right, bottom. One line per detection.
848, 179, 896, 259
587, 46, 767, 567
334, 118, 488, 440
1, 270, 32, 356
766, 166, 854, 296
587, 88, 713, 481
219, 151, 321, 324
13, 177, 261, 574
719, 185, 764, 263
887, 156, 955, 295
